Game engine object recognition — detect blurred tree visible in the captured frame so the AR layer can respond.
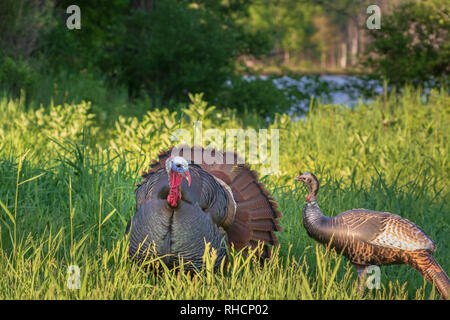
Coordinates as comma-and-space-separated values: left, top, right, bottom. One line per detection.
0, 0, 53, 59
243, 0, 384, 69
40, 0, 128, 72
104, 0, 269, 101
246, 0, 317, 64
310, 15, 340, 69
0, 0, 54, 101
129, 0, 154, 11
312, 0, 378, 68
363, 0, 449, 85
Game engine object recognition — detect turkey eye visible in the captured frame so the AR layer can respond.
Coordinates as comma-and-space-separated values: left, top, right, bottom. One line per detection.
176, 164, 181, 168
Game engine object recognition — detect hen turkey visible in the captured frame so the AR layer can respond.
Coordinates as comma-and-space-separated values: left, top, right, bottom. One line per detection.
126, 146, 282, 270
296, 171, 449, 299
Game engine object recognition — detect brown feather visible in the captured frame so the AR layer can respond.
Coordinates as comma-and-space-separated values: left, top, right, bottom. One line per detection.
408, 250, 449, 300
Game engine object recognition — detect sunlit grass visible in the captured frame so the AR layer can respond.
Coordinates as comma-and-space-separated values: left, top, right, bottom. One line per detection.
0, 86, 448, 299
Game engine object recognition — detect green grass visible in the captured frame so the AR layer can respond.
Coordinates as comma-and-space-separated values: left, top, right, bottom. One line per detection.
0, 87, 448, 299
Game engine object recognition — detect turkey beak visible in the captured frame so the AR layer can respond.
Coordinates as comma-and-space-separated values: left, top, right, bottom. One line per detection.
184, 170, 191, 186
294, 171, 303, 181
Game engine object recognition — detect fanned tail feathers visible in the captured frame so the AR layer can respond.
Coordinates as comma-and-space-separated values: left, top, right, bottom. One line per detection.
137, 145, 282, 259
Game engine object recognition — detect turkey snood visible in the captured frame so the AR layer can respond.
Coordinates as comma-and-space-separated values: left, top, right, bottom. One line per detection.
167, 170, 183, 207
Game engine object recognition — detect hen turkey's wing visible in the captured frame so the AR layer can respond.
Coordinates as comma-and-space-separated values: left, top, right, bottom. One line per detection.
368, 214, 436, 252
336, 209, 436, 252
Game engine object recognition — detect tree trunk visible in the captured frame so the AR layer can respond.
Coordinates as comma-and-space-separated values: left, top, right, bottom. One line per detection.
350, 37, 358, 66
129, 0, 154, 11
284, 50, 290, 64
339, 42, 347, 69
320, 52, 326, 70
348, 16, 358, 66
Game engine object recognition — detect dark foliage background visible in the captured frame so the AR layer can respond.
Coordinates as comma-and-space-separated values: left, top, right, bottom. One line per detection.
0, 0, 448, 117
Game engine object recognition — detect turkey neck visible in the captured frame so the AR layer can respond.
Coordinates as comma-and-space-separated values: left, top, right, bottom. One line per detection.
303, 199, 331, 243
167, 171, 183, 207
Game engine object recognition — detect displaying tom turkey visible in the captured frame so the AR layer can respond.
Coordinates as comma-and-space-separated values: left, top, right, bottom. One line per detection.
126, 146, 282, 270
295, 171, 449, 299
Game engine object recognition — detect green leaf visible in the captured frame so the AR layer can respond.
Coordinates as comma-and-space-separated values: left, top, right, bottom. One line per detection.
0, 199, 15, 226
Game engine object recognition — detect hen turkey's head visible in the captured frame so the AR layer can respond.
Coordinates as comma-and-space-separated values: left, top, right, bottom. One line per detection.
165, 156, 191, 207
295, 171, 319, 202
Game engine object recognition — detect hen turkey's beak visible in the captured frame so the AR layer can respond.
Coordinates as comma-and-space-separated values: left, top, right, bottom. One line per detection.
294, 171, 303, 181
184, 170, 191, 186
294, 176, 301, 181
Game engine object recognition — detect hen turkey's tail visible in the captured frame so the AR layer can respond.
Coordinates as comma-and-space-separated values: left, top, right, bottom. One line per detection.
408, 250, 449, 300
139, 145, 282, 259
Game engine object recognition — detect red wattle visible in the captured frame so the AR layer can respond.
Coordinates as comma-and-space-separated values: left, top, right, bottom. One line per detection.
167, 171, 183, 207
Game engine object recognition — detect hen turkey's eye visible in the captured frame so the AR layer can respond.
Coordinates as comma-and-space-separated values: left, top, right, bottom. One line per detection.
176, 164, 181, 168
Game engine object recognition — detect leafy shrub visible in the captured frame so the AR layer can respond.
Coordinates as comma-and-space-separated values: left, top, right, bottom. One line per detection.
0, 0, 54, 60
0, 98, 97, 156
0, 57, 39, 100
216, 76, 293, 119
111, 107, 179, 156
39, 0, 128, 73
106, 0, 244, 101
36, 70, 111, 109
110, 93, 243, 165
363, 0, 449, 85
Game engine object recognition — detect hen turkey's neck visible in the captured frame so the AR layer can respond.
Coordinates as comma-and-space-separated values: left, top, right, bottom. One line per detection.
167, 170, 183, 207
303, 200, 330, 243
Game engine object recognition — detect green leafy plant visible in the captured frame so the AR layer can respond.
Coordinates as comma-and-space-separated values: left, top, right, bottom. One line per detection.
0, 57, 38, 100
106, 0, 249, 101
363, 0, 449, 85
216, 76, 293, 119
